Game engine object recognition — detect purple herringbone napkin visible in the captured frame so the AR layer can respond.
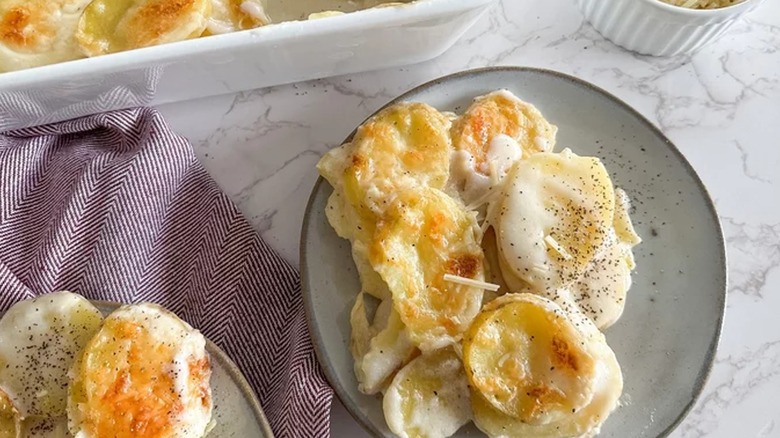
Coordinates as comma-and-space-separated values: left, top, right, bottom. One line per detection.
0, 107, 333, 437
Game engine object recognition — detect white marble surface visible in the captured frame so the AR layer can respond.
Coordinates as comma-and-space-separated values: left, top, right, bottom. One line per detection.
157, 0, 780, 436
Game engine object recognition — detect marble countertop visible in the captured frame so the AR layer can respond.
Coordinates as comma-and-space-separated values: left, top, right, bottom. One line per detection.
158, 0, 780, 436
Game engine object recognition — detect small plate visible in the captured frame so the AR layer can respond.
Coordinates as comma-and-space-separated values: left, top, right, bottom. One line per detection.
92, 301, 273, 437
301, 67, 726, 438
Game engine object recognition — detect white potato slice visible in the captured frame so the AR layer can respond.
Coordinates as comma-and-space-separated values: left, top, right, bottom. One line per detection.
495, 149, 615, 294
352, 240, 391, 301
0, 292, 103, 418
350, 293, 418, 395
371, 188, 485, 351
325, 188, 368, 242
552, 188, 642, 330
383, 348, 471, 438
325, 190, 389, 300
562, 233, 633, 330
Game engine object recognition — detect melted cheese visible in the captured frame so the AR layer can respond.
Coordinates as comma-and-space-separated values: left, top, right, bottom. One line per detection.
495, 150, 616, 294
449, 90, 557, 205
0, 0, 91, 72
450, 134, 523, 205
68, 303, 212, 438
370, 188, 485, 351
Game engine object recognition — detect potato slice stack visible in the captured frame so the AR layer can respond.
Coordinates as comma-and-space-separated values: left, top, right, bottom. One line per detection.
0, 0, 271, 72
317, 90, 641, 438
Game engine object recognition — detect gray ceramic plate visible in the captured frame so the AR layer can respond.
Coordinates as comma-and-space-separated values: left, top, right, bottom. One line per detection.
94, 301, 274, 438
301, 67, 726, 438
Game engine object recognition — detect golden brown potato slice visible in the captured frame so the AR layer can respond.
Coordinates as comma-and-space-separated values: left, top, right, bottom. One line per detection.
0, 0, 91, 71
449, 90, 557, 205
370, 188, 485, 351
76, 0, 211, 56
463, 294, 598, 424
317, 102, 452, 220
465, 294, 623, 437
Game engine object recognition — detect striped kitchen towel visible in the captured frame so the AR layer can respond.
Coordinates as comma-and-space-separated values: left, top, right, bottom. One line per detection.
0, 107, 333, 437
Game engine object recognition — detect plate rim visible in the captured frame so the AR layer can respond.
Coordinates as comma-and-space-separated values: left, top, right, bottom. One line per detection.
92, 300, 275, 438
300, 66, 727, 438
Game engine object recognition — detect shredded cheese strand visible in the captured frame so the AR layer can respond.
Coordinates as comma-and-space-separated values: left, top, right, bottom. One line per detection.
443, 274, 500, 292
544, 235, 573, 261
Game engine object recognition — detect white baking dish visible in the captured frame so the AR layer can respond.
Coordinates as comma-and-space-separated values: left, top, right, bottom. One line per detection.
0, 0, 494, 131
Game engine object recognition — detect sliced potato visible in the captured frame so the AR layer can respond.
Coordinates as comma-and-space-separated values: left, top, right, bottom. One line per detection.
325, 190, 389, 299
383, 348, 471, 438
353, 243, 391, 300
553, 188, 641, 330
0, 292, 103, 418
463, 294, 598, 424
317, 102, 452, 219
472, 341, 622, 438
76, 0, 211, 56
449, 90, 557, 204
350, 293, 418, 395
0, 0, 90, 72
563, 233, 633, 330
496, 149, 616, 294
371, 188, 485, 351
451, 89, 556, 171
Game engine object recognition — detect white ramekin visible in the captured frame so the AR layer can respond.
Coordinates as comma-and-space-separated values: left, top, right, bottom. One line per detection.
574, 0, 765, 56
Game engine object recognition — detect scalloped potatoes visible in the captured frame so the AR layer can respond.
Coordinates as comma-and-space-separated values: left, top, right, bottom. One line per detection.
371, 188, 485, 351
0, 293, 213, 438
76, 0, 211, 56
0, 0, 92, 72
493, 149, 616, 295
68, 303, 213, 438
317, 89, 640, 438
